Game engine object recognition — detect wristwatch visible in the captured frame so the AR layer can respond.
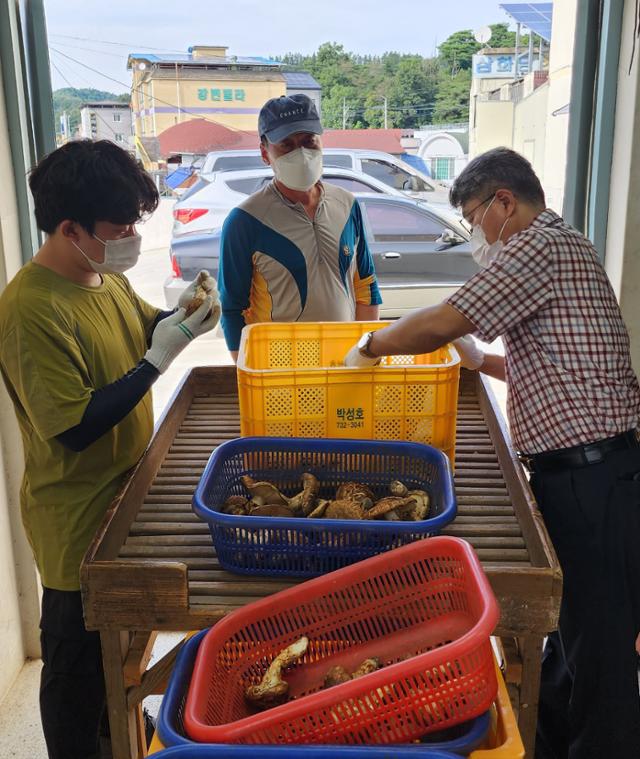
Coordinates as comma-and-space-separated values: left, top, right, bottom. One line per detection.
357, 331, 379, 359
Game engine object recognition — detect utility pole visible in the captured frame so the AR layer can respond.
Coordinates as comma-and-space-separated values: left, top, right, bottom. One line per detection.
383, 97, 388, 129
342, 97, 347, 130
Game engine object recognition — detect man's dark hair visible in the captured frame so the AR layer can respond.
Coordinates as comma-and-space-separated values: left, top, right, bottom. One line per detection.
449, 147, 545, 209
29, 140, 159, 234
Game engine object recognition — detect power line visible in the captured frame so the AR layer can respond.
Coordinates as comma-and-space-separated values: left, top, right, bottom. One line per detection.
49, 41, 126, 59
50, 58, 75, 90
51, 51, 131, 142
49, 33, 185, 54
49, 47, 247, 134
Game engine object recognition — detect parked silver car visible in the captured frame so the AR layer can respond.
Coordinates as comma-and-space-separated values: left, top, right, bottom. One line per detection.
172, 166, 408, 238
199, 148, 451, 205
165, 193, 477, 317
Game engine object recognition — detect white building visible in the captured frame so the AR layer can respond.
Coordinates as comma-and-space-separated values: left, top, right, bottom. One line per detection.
413, 123, 469, 184
79, 101, 134, 151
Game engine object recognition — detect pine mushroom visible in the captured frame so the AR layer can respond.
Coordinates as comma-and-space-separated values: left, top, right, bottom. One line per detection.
244, 636, 309, 709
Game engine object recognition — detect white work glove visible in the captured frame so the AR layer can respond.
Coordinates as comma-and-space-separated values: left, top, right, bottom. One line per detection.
177, 269, 217, 310
144, 297, 219, 373
453, 335, 485, 370
343, 343, 382, 368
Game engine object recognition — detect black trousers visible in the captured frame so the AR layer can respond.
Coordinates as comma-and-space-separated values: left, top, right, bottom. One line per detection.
531, 447, 640, 759
40, 588, 107, 759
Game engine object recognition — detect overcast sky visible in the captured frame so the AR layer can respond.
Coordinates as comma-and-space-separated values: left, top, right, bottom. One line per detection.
45, 0, 514, 94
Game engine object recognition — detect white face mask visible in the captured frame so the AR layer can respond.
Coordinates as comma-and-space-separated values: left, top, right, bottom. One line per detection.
470, 196, 511, 268
73, 232, 142, 274
272, 147, 323, 191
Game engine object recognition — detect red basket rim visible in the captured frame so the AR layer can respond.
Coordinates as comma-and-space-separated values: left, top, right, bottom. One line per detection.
184, 536, 500, 742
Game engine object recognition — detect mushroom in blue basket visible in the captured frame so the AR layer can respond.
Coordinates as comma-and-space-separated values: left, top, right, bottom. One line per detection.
368, 496, 416, 519
336, 482, 375, 503
241, 475, 290, 507
289, 472, 320, 516
221, 495, 249, 515
324, 499, 369, 520
405, 490, 430, 520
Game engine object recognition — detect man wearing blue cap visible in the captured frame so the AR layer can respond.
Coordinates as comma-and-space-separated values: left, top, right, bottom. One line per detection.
218, 94, 382, 360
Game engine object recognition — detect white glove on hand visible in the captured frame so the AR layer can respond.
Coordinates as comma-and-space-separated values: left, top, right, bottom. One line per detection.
453, 335, 485, 370
145, 297, 218, 373
343, 343, 382, 368
178, 269, 217, 310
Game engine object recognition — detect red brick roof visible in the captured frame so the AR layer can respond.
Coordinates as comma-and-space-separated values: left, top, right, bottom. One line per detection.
157, 119, 411, 157
321, 129, 410, 154
157, 119, 258, 157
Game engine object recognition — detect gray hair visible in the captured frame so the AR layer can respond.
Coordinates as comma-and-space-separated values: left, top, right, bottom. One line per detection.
449, 147, 545, 209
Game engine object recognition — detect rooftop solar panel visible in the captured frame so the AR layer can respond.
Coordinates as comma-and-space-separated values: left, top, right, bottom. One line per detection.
499, 3, 553, 41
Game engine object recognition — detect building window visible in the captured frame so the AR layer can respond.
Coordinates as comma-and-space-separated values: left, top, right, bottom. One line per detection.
113, 113, 121, 122
430, 157, 456, 181
115, 134, 124, 143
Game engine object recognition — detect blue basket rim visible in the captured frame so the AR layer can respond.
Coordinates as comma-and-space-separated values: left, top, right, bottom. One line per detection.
192, 437, 456, 535
153, 748, 464, 758
157, 629, 490, 754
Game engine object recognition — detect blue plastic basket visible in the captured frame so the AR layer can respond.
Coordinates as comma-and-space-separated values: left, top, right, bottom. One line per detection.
192, 437, 457, 577
153, 748, 463, 759
157, 631, 489, 756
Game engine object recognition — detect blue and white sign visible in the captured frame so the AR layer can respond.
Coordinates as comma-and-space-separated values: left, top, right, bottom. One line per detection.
472, 52, 541, 79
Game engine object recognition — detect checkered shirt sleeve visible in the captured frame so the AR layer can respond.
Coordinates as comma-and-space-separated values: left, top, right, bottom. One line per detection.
447, 223, 554, 343
446, 210, 640, 453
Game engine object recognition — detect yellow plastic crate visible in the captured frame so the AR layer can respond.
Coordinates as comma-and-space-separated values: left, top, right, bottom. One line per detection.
237, 321, 460, 461
470, 661, 525, 759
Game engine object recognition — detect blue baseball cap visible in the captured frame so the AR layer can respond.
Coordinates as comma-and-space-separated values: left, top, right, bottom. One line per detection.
258, 94, 323, 144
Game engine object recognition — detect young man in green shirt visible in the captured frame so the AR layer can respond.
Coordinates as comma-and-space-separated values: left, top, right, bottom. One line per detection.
0, 140, 219, 759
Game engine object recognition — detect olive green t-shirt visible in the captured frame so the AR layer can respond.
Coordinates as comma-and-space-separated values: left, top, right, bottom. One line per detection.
0, 262, 160, 590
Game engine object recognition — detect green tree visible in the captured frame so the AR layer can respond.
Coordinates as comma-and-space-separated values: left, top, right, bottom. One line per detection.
433, 70, 472, 122
487, 22, 530, 48
384, 57, 439, 127
437, 30, 481, 73
52, 87, 130, 136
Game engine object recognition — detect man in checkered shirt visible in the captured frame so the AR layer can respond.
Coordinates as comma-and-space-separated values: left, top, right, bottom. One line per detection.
345, 147, 640, 758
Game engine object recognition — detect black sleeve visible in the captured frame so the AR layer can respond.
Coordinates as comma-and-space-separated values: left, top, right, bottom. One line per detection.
148, 309, 175, 347
56, 360, 160, 452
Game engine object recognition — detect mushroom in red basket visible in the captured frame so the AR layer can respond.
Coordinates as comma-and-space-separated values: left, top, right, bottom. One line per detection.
351, 657, 382, 678
244, 636, 309, 709
323, 657, 383, 690
324, 665, 351, 688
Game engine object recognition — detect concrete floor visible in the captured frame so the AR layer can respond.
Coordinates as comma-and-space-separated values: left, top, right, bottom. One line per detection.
0, 246, 506, 757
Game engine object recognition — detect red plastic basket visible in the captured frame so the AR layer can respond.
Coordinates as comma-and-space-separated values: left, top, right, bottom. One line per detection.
184, 536, 500, 745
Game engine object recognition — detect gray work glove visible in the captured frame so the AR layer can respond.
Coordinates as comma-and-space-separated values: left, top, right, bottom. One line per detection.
144, 297, 219, 373
452, 335, 485, 370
